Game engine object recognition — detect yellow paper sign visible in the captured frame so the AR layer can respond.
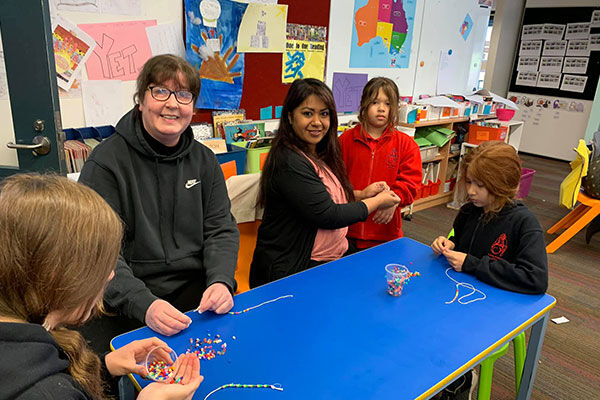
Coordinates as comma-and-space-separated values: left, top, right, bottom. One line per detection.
237, 3, 288, 53
282, 40, 326, 83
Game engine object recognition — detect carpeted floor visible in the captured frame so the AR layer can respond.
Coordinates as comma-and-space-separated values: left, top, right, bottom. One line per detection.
402, 152, 600, 399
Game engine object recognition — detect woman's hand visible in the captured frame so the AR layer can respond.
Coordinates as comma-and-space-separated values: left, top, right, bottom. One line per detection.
137, 354, 203, 400
105, 337, 173, 377
361, 190, 400, 214
431, 236, 455, 255
372, 204, 398, 224
197, 282, 233, 314
145, 299, 192, 336
358, 181, 390, 200
374, 190, 400, 209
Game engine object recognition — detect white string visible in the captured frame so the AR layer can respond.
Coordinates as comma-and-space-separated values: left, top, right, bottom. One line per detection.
203, 383, 283, 400
444, 267, 486, 305
197, 294, 294, 314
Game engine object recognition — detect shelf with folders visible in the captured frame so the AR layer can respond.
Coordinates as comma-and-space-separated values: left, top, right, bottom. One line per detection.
407, 119, 466, 213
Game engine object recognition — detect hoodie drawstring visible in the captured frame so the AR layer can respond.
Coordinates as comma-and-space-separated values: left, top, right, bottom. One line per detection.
172, 158, 181, 249
154, 158, 170, 264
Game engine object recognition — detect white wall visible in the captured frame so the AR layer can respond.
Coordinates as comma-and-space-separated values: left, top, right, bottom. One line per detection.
326, 0, 490, 98
0, 0, 182, 166
325, 0, 425, 96
484, 0, 525, 96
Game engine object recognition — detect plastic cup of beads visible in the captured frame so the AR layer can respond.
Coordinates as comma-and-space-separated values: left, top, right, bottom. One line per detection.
385, 264, 409, 296
145, 346, 178, 382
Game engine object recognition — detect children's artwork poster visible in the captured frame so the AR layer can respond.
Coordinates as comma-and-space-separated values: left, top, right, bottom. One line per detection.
81, 79, 123, 127
52, 16, 96, 90
282, 23, 327, 83
460, 13, 474, 41
350, 0, 417, 69
146, 22, 186, 58
78, 20, 156, 81
282, 40, 326, 83
223, 120, 265, 144
185, 0, 247, 110
235, 0, 277, 4
237, 3, 288, 53
332, 72, 368, 113
0, 34, 7, 100
50, 0, 142, 16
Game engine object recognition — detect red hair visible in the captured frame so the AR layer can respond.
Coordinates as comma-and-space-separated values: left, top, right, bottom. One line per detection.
459, 141, 522, 214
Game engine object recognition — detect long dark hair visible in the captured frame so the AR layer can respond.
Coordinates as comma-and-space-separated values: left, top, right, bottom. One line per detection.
258, 78, 354, 206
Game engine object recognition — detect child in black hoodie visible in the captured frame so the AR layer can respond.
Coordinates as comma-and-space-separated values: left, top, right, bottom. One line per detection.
430, 141, 548, 400
0, 174, 202, 400
432, 140, 548, 294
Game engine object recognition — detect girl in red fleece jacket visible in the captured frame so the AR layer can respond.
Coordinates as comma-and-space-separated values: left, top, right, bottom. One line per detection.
339, 77, 422, 249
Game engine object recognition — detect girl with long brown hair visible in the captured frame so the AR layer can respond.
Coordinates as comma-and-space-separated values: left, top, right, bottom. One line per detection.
0, 174, 202, 399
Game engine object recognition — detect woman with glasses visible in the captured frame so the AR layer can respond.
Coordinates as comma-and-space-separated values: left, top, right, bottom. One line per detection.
79, 55, 239, 353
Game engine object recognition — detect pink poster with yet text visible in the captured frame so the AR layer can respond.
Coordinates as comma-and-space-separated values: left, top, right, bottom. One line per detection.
79, 20, 156, 81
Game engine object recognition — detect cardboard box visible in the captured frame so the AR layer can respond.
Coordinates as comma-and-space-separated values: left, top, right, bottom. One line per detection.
467, 124, 507, 145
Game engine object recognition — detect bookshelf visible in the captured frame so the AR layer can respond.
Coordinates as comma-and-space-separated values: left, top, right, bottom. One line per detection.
398, 114, 497, 213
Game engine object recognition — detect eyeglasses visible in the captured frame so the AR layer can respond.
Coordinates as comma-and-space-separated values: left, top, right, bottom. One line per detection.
147, 86, 194, 105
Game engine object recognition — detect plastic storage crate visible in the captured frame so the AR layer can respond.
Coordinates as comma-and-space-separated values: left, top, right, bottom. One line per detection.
517, 168, 536, 199
216, 144, 247, 175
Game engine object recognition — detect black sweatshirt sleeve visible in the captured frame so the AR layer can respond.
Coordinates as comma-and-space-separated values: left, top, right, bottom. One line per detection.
273, 152, 368, 229
79, 159, 158, 322
461, 216, 548, 294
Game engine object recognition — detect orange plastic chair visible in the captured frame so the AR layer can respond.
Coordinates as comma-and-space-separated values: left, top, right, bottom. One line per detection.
259, 152, 268, 171
234, 220, 261, 294
220, 160, 237, 181
546, 192, 600, 253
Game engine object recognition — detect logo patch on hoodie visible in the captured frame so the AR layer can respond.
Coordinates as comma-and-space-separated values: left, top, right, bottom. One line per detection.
185, 179, 200, 189
386, 148, 398, 169
489, 233, 507, 259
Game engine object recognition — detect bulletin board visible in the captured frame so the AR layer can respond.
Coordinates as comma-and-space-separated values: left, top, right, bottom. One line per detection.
508, 6, 600, 101
326, 0, 424, 97
191, 0, 331, 122
326, 0, 490, 100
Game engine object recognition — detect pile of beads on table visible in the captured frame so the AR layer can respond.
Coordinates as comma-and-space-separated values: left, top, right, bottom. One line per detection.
146, 360, 175, 382
186, 334, 227, 360
385, 264, 420, 297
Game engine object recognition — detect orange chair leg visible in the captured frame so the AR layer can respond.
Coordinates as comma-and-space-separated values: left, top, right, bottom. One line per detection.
546, 206, 600, 253
547, 204, 587, 234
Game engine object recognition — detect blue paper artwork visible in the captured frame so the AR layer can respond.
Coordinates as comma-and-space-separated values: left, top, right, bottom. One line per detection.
185, 0, 247, 110
350, 0, 417, 69
460, 13, 473, 41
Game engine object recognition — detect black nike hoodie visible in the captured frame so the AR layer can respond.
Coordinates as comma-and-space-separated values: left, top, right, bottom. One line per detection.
79, 108, 239, 322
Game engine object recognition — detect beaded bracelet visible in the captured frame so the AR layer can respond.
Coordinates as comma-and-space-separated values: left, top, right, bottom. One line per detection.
203, 383, 283, 400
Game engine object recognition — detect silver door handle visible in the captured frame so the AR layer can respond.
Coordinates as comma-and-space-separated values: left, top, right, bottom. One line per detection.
7, 136, 51, 156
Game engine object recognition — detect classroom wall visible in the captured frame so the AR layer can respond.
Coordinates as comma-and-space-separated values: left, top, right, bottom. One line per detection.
585, 80, 600, 142
0, 0, 493, 166
326, 0, 490, 98
484, 0, 525, 96
0, 0, 182, 167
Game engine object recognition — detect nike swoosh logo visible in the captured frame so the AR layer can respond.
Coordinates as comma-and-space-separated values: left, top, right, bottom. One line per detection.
185, 180, 200, 189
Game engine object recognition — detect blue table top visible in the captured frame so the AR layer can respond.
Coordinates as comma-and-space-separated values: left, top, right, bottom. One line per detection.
112, 238, 555, 399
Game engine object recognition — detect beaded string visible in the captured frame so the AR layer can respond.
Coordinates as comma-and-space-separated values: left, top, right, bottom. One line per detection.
444, 267, 486, 305
226, 294, 294, 315
203, 383, 283, 400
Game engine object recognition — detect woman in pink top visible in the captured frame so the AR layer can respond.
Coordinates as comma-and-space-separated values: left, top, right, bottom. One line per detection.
249, 79, 400, 288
